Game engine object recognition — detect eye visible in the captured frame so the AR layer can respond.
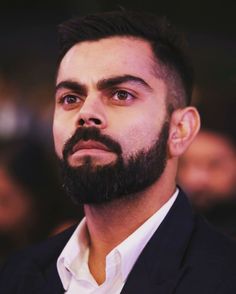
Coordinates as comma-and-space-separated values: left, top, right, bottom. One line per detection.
61, 94, 80, 104
57, 94, 82, 110
113, 90, 135, 101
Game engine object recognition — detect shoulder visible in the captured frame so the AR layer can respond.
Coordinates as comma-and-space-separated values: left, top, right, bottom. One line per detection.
177, 188, 236, 268
191, 213, 236, 259
182, 215, 236, 293
176, 189, 236, 259
169, 190, 236, 293
0, 225, 77, 293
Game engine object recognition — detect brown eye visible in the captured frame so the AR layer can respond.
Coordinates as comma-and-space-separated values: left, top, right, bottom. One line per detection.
116, 90, 129, 100
63, 95, 79, 104
110, 88, 136, 105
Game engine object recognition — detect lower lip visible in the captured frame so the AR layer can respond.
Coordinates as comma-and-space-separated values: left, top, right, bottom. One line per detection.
69, 148, 116, 166
72, 148, 113, 157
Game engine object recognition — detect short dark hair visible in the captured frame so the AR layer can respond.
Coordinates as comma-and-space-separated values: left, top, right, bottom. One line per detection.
58, 10, 194, 107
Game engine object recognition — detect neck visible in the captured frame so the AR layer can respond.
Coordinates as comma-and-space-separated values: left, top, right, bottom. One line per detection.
84, 168, 176, 284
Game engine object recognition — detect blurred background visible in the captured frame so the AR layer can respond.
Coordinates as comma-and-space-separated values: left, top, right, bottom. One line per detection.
0, 0, 235, 262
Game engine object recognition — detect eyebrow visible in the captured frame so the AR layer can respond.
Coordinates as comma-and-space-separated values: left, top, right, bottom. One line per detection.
55, 81, 87, 96
97, 75, 153, 92
55, 74, 153, 95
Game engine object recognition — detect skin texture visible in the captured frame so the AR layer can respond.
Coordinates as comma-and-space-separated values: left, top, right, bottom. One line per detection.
178, 130, 236, 208
53, 36, 200, 284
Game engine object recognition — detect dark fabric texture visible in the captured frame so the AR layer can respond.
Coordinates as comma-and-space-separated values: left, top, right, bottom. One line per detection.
1, 190, 236, 294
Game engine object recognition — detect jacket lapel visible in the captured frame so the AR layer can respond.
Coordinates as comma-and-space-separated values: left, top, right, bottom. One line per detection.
39, 262, 64, 294
121, 264, 190, 294
121, 190, 194, 294
18, 225, 77, 294
14, 261, 64, 294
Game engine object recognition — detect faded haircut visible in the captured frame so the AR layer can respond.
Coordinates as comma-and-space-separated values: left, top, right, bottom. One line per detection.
58, 10, 194, 109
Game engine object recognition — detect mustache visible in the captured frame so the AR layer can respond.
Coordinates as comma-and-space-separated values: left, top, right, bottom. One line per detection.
62, 127, 122, 160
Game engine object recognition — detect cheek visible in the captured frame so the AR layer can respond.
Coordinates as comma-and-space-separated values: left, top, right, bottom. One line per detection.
115, 119, 161, 158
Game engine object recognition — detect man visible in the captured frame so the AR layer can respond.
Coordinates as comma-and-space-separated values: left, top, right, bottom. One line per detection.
178, 129, 236, 209
1, 10, 236, 294
178, 128, 236, 237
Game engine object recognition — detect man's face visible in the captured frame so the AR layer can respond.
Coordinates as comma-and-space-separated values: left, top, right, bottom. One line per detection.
53, 36, 170, 204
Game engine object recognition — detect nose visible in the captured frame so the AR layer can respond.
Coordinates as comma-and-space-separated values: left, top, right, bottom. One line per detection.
77, 96, 107, 128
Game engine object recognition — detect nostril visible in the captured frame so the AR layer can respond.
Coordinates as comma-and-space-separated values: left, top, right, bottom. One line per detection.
91, 118, 101, 125
78, 118, 85, 126
78, 117, 102, 126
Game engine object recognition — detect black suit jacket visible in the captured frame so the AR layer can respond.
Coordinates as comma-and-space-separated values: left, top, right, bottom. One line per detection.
1, 190, 236, 294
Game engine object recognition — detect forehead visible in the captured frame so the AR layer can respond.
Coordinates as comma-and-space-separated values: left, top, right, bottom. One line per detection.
57, 36, 160, 83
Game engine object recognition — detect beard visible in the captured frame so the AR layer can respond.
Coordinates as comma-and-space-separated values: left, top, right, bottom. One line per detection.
59, 122, 169, 205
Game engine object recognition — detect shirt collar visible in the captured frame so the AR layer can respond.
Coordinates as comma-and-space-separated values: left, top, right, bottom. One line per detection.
107, 188, 179, 282
57, 218, 88, 290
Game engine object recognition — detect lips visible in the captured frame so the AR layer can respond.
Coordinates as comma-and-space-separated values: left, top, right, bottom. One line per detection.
72, 140, 111, 154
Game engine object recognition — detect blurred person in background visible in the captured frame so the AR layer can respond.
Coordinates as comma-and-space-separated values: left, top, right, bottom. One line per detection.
178, 128, 236, 236
0, 138, 83, 266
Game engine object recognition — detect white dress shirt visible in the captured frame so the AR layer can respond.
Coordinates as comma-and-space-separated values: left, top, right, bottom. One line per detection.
57, 189, 179, 293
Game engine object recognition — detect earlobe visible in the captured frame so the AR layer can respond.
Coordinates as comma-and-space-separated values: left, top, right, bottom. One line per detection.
168, 107, 200, 157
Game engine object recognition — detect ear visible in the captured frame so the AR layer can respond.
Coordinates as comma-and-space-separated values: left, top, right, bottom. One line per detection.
168, 107, 200, 157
